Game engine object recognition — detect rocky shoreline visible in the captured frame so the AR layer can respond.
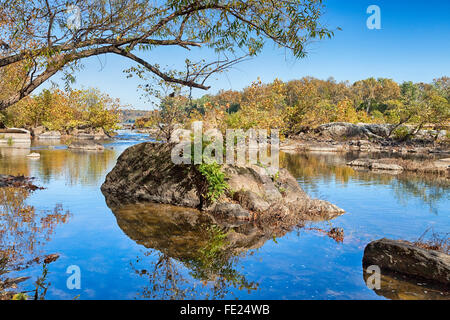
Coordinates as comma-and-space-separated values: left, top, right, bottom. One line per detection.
347, 157, 449, 176
281, 122, 449, 155
31, 126, 111, 140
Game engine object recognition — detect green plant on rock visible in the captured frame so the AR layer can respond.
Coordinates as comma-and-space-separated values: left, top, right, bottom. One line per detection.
392, 126, 410, 141
197, 161, 229, 203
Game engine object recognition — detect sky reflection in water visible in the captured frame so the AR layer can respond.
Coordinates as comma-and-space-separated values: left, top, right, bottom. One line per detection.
0, 132, 448, 300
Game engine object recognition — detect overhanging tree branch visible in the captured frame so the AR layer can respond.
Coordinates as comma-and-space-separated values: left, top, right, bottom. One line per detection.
0, 0, 334, 110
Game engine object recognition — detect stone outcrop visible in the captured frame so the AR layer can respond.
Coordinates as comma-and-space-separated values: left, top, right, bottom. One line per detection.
68, 127, 109, 140
36, 130, 61, 140
68, 140, 104, 151
363, 238, 450, 285
348, 158, 449, 175
0, 128, 31, 148
280, 122, 449, 155
30, 126, 110, 140
347, 159, 403, 171
101, 142, 345, 222
315, 122, 392, 140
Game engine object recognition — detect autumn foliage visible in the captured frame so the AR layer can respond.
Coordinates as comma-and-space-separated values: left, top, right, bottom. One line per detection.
136, 76, 450, 138
1, 88, 121, 133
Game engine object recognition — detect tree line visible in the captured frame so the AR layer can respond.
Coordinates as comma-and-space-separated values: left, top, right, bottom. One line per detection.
0, 86, 121, 134
136, 76, 450, 140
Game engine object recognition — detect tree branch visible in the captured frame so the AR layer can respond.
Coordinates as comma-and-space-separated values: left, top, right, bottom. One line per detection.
111, 47, 210, 90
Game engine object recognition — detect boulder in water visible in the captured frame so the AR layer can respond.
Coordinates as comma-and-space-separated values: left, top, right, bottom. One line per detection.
101, 142, 345, 222
363, 238, 450, 285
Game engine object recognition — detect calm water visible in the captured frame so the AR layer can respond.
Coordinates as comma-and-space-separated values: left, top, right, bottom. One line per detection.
0, 131, 449, 300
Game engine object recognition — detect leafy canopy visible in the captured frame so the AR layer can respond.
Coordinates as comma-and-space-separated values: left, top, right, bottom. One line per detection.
0, 0, 334, 110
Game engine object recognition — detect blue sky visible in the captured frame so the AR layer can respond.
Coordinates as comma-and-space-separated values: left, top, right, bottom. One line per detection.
42, 0, 450, 109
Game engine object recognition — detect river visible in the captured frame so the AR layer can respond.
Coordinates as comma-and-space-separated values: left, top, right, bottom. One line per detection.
0, 131, 448, 300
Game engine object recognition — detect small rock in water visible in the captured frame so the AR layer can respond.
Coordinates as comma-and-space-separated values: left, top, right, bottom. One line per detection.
68, 140, 104, 151
26, 152, 41, 158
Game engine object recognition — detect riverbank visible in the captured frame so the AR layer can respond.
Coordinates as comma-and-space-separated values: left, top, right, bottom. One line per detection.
281, 122, 449, 155
31, 126, 112, 140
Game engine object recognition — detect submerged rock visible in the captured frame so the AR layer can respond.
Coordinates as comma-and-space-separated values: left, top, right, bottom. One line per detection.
101, 142, 344, 222
68, 140, 104, 151
363, 238, 450, 285
26, 152, 41, 158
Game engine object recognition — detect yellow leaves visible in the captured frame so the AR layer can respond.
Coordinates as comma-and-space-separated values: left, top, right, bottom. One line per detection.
231, 78, 287, 132
335, 99, 359, 123
3, 88, 121, 133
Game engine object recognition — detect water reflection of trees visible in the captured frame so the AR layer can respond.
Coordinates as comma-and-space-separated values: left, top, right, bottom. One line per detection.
0, 187, 70, 299
108, 203, 278, 300
280, 152, 449, 213
0, 147, 116, 186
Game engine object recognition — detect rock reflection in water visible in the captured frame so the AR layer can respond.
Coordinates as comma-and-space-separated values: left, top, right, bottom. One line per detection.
280, 152, 449, 213
362, 268, 449, 300
109, 202, 301, 299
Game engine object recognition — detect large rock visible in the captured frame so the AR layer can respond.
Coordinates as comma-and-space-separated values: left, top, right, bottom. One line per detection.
68, 127, 109, 140
0, 128, 31, 148
363, 238, 450, 285
101, 142, 345, 221
316, 122, 392, 140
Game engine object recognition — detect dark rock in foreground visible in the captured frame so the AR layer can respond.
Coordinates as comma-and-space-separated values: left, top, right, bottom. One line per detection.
362, 266, 449, 300
101, 142, 344, 222
363, 238, 450, 285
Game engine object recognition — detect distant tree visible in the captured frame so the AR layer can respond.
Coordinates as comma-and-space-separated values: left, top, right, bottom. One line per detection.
352, 78, 379, 114
433, 77, 450, 100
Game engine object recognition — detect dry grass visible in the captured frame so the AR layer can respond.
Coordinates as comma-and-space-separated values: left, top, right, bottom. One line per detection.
305, 226, 344, 243
413, 228, 449, 254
